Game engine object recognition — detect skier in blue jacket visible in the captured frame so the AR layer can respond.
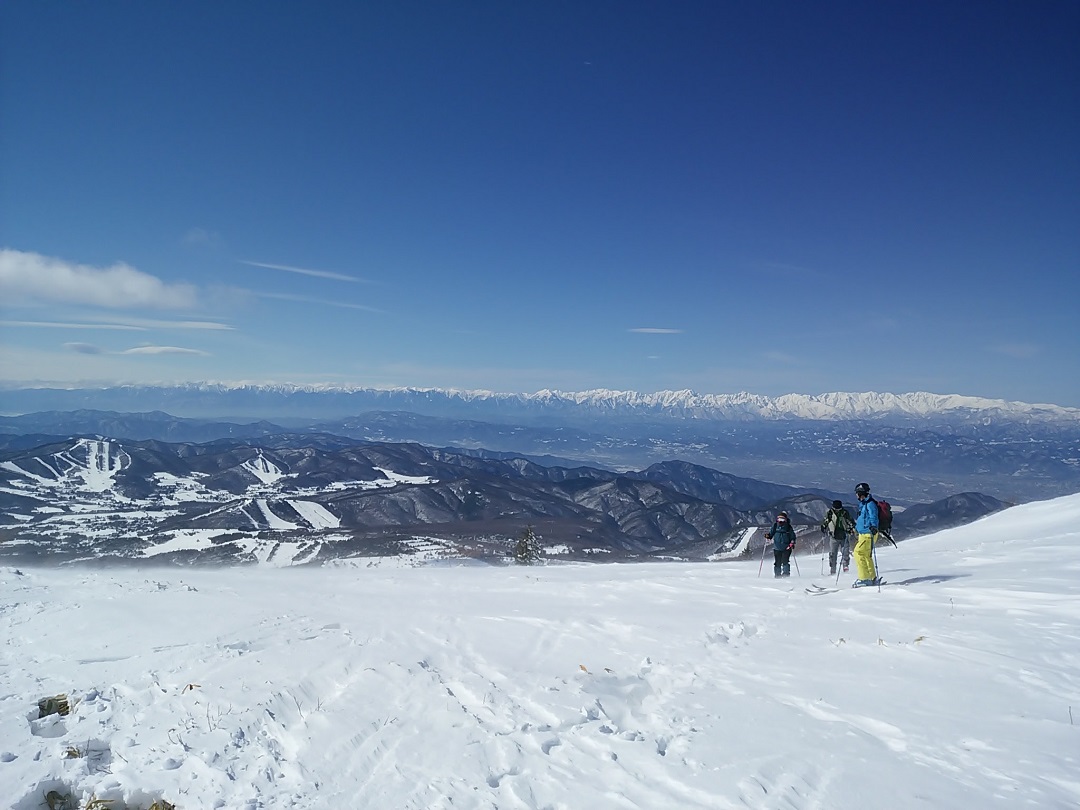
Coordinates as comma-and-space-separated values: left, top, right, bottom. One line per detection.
852, 482, 882, 587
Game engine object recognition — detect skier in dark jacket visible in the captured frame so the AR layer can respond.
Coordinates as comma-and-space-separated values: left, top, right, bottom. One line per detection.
764, 511, 797, 578
820, 500, 856, 574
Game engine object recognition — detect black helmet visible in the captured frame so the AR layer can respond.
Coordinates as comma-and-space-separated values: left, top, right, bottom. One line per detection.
832, 500, 843, 509
855, 483, 870, 497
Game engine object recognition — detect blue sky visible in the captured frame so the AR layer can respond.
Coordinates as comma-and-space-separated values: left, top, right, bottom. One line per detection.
2, 1, 1078, 406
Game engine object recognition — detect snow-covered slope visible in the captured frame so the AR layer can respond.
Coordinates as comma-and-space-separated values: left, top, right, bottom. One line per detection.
2, 493, 1078, 809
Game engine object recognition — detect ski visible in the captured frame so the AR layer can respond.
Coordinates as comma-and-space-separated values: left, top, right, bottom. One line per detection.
805, 584, 839, 596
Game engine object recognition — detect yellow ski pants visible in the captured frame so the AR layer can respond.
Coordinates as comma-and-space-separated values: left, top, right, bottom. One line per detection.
854, 532, 877, 580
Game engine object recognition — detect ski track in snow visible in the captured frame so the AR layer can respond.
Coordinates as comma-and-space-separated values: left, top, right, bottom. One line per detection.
286, 499, 340, 529
712, 527, 757, 560
3, 439, 129, 494
253, 498, 299, 530
242, 452, 286, 485
2, 494, 1080, 808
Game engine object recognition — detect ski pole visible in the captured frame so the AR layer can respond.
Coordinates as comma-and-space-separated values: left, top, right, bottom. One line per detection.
791, 546, 801, 577
757, 538, 768, 577
872, 535, 882, 590
819, 533, 826, 576
839, 533, 853, 584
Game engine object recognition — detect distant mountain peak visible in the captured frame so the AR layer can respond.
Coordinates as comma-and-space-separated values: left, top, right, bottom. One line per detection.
3, 383, 1077, 423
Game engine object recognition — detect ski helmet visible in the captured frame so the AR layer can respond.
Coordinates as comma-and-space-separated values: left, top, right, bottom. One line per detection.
832, 500, 843, 509
855, 483, 870, 497
777, 511, 788, 521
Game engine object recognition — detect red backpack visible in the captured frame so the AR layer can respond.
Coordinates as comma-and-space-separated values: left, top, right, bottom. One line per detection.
873, 498, 893, 534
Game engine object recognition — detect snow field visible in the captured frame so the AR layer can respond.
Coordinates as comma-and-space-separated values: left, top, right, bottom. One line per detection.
1, 493, 1079, 808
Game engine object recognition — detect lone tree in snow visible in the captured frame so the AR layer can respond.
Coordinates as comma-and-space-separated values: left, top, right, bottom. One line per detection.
512, 525, 543, 565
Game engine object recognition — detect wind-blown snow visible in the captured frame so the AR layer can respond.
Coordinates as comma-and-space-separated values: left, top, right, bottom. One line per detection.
2, 495, 1079, 809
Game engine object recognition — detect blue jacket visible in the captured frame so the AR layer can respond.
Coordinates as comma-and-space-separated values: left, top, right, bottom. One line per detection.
855, 497, 879, 534
766, 521, 797, 551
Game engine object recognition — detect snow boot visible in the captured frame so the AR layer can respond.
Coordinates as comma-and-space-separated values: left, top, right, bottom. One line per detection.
852, 577, 884, 588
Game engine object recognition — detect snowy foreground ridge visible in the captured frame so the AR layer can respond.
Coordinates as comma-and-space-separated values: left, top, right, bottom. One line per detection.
2, 495, 1079, 809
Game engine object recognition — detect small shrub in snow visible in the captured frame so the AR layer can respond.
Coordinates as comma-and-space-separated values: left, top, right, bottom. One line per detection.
37, 694, 70, 718
44, 791, 74, 810
511, 526, 543, 564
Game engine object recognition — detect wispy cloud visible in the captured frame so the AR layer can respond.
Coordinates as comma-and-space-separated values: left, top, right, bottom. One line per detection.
990, 342, 1041, 359
239, 260, 369, 283
1, 320, 145, 331
79, 316, 234, 331
2, 317, 232, 331
120, 346, 209, 356
628, 328, 684, 334
0, 249, 197, 309
256, 291, 382, 313
62, 343, 210, 357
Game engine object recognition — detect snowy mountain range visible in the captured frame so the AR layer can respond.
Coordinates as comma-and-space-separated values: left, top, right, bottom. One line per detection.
4, 383, 1079, 424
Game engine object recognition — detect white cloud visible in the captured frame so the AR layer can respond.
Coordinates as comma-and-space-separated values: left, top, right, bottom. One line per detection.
1, 317, 232, 331
78, 316, 234, 331
120, 346, 209, 356
0, 249, 197, 310
628, 328, 684, 334
59, 343, 210, 357
0, 320, 145, 331
239, 259, 369, 283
